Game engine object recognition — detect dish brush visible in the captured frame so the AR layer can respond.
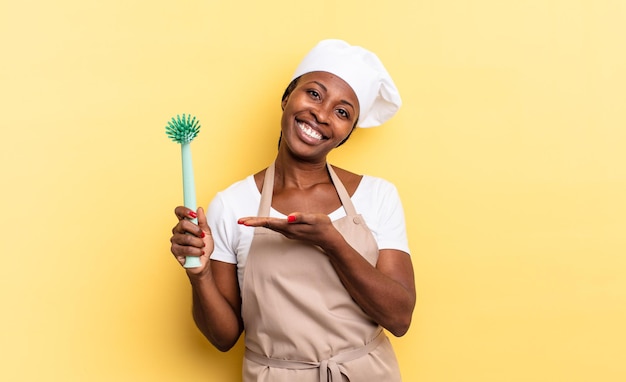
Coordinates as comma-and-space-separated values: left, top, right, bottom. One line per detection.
166, 114, 202, 268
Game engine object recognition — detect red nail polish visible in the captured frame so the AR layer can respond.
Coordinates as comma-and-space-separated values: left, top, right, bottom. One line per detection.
200, 231, 205, 238
287, 215, 296, 223
189, 211, 198, 219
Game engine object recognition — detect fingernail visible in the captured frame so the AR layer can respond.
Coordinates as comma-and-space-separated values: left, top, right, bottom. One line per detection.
200, 231, 205, 238
287, 215, 296, 223
189, 211, 198, 219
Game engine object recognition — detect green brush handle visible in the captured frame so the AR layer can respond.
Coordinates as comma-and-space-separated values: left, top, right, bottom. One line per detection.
181, 142, 202, 269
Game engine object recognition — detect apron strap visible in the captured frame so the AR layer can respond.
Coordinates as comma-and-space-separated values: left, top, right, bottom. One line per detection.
244, 329, 386, 382
257, 162, 276, 217
326, 163, 357, 216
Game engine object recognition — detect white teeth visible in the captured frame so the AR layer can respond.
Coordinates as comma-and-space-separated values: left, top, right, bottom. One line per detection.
297, 122, 323, 140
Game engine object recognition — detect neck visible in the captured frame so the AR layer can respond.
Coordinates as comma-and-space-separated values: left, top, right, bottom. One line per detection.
273, 152, 331, 190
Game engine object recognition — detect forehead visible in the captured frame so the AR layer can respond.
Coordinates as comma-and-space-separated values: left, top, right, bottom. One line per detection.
298, 72, 358, 103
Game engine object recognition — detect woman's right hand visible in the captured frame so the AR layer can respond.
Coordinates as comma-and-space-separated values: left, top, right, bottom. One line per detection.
170, 206, 214, 275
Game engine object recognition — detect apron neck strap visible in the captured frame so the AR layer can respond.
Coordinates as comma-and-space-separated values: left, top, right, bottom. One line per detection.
258, 162, 275, 216
326, 163, 357, 216
257, 161, 358, 217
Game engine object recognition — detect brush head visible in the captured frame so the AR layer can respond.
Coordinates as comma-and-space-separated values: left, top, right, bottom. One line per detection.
166, 114, 201, 144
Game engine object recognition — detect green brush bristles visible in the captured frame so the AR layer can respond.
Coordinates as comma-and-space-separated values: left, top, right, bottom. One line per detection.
166, 114, 201, 144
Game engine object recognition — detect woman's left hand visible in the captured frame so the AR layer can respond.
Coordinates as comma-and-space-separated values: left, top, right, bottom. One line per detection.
237, 212, 341, 248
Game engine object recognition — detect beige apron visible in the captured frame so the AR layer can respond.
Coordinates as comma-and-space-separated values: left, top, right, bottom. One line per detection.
241, 162, 402, 382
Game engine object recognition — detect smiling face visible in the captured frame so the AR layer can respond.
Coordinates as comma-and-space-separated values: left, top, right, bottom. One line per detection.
279, 71, 360, 162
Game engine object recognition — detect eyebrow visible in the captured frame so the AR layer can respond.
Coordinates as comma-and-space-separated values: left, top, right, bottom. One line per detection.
310, 81, 356, 111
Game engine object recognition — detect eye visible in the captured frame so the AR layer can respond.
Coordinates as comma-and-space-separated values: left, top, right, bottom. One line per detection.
336, 108, 350, 119
307, 90, 321, 99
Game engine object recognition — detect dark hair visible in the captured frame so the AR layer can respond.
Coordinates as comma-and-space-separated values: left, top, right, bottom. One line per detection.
278, 76, 357, 149
281, 77, 301, 103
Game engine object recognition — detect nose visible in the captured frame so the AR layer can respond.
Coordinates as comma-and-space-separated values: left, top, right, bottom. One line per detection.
311, 101, 332, 125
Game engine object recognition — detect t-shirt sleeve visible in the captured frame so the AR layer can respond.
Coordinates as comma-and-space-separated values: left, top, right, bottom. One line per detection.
207, 193, 238, 264
370, 180, 411, 255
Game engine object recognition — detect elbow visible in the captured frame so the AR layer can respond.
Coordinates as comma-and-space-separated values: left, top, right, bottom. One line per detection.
213, 340, 237, 352
196, 323, 241, 352
205, 331, 241, 352
210, 327, 243, 352
386, 314, 412, 337
385, 298, 415, 337
193, 314, 243, 352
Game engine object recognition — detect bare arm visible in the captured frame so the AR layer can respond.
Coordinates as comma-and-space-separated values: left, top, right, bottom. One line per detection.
325, 241, 415, 337
189, 260, 242, 351
171, 207, 243, 351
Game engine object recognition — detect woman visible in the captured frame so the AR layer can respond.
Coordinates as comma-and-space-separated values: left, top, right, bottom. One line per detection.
170, 39, 416, 381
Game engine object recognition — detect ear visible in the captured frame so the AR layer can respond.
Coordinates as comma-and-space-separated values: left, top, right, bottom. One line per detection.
281, 96, 288, 110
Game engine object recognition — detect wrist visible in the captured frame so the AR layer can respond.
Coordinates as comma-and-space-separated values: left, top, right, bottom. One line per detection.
321, 229, 347, 257
186, 264, 213, 284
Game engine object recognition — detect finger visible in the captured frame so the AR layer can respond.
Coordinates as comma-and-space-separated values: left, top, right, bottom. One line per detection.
237, 217, 254, 226
286, 212, 330, 227
238, 217, 283, 228
196, 207, 212, 236
174, 206, 197, 221
170, 230, 205, 248
171, 219, 200, 235
286, 213, 298, 223
170, 242, 205, 258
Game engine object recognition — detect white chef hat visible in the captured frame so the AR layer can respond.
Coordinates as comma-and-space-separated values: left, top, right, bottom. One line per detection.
291, 39, 402, 128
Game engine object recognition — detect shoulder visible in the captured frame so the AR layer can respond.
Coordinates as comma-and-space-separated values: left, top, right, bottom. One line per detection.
349, 173, 410, 253
218, 175, 259, 199
208, 175, 260, 218
354, 175, 400, 205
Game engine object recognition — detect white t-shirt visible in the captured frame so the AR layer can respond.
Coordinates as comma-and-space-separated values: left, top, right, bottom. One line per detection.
208, 174, 410, 287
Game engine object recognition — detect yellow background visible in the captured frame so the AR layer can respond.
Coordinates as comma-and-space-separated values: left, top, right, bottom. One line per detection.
1, 0, 625, 381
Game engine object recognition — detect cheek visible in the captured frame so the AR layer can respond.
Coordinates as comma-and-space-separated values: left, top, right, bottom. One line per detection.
280, 108, 294, 134
339, 118, 356, 135
335, 128, 355, 147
